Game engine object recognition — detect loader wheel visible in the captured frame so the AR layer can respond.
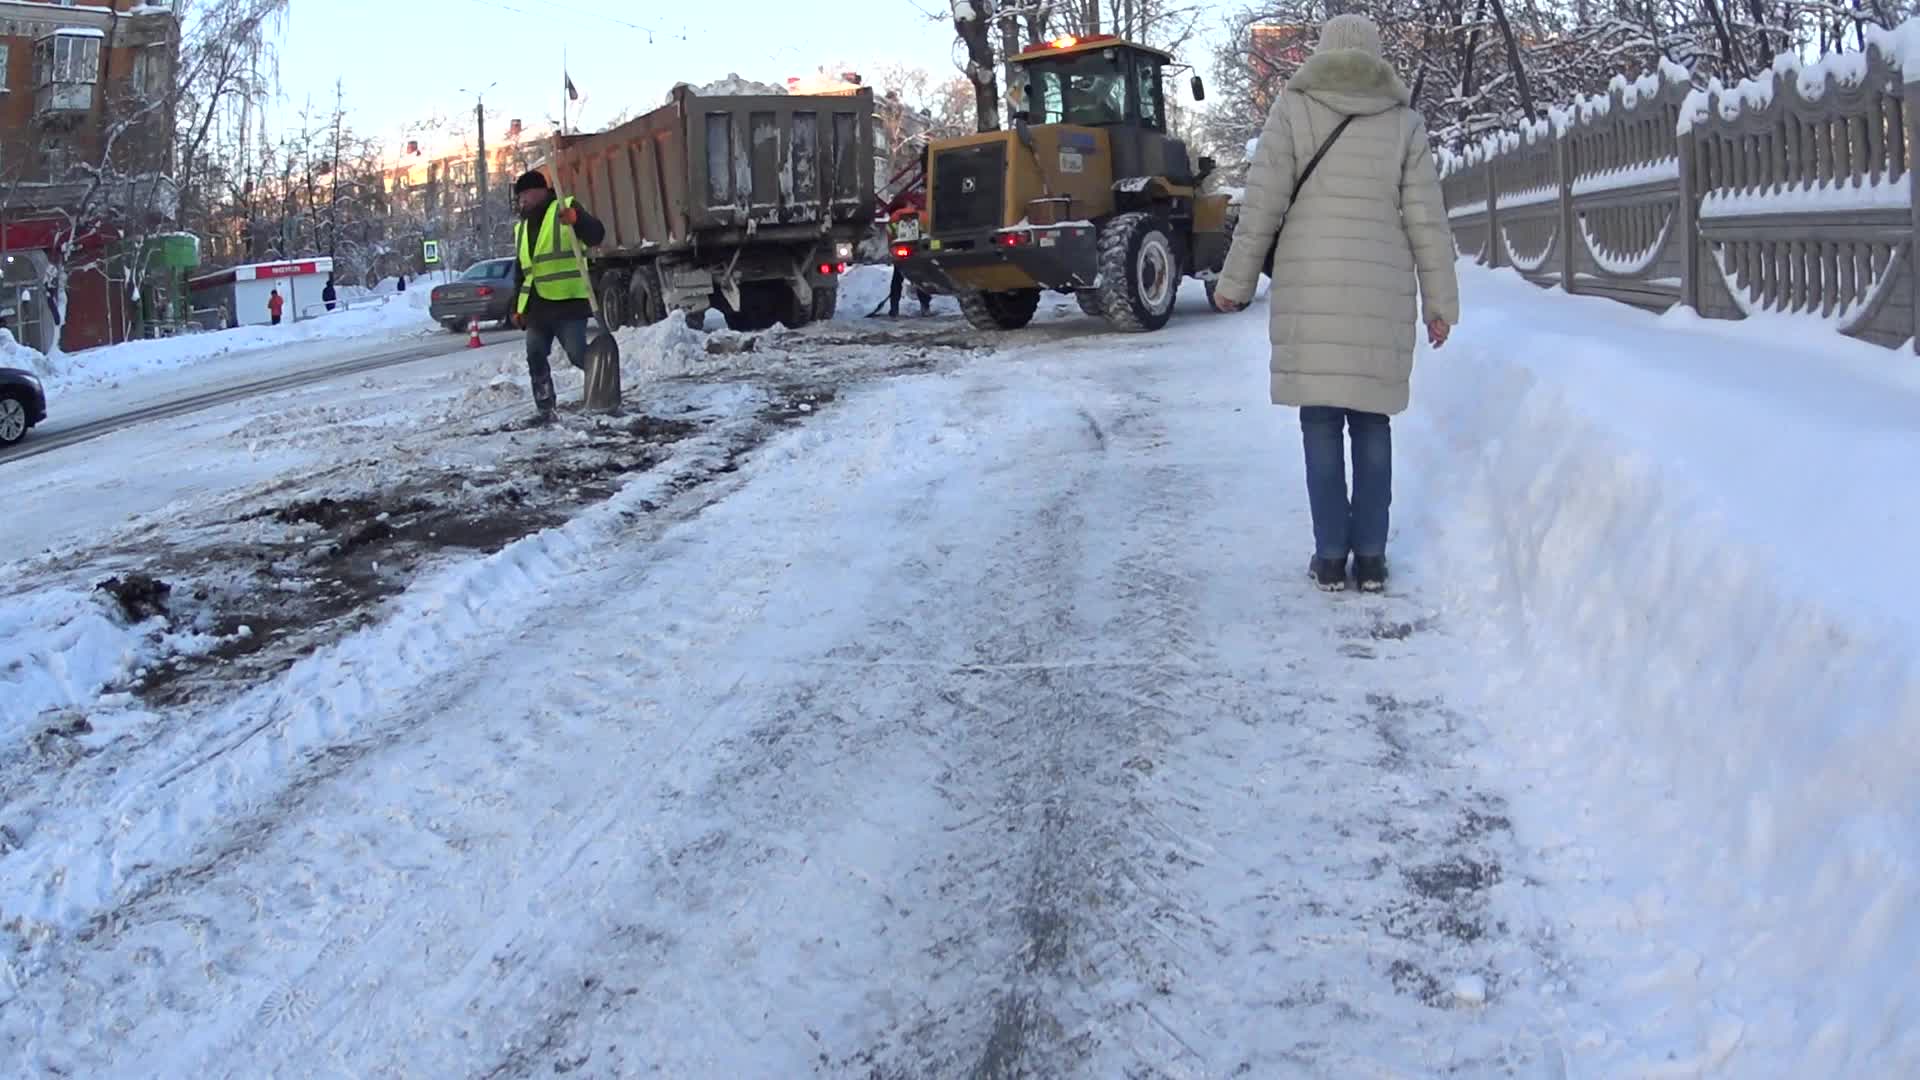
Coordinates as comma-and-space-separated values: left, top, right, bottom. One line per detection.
1095, 211, 1180, 332
957, 288, 1040, 331
1074, 290, 1104, 318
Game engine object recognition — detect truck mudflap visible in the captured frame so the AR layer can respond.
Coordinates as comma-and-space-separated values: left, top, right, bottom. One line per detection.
897, 222, 1100, 294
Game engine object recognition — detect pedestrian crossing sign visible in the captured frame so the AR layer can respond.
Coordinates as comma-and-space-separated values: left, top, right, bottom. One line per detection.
423, 239, 441, 265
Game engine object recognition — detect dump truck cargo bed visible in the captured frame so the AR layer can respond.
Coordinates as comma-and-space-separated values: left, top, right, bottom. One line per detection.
550, 87, 876, 255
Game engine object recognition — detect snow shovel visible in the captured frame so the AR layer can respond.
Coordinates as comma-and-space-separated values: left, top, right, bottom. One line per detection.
552, 165, 621, 413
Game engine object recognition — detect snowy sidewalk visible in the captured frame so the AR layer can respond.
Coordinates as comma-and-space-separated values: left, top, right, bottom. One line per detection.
1400, 266, 1920, 1076
0, 293, 1570, 1076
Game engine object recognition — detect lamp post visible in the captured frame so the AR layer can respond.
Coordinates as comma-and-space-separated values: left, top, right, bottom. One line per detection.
458, 80, 500, 257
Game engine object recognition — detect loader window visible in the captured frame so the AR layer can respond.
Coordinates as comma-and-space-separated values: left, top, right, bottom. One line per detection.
1134, 56, 1165, 131
1024, 53, 1128, 127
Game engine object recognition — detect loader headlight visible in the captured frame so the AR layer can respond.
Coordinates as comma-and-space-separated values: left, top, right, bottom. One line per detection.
834, 242, 854, 261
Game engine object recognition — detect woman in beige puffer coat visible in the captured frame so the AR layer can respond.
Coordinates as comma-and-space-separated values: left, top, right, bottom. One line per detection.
1213, 13, 1460, 594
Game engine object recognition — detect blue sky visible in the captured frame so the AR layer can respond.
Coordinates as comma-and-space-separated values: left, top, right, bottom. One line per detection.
274, 0, 962, 148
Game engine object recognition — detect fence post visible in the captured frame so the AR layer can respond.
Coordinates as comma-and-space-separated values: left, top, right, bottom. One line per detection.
1485, 156, 1501, 268
1677, 109, 1703, 315
1907, 81, 1920, 352
1558, 130, 1576, 293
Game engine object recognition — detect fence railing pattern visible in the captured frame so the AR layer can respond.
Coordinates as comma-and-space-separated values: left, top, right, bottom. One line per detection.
1438, 30, 1920, 351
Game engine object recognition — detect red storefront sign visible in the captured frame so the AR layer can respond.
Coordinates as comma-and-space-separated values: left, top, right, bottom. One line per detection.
247, 260, 323, 280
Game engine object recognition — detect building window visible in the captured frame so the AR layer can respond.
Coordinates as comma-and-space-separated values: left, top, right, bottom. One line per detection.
34, 32, 102, 88
0, 44, 9, 91
131, 44, 167, 97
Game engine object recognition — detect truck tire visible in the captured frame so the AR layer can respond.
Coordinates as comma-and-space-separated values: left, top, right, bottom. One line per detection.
1096, 211, 1181, 333
957, 288, 1040, 331
630, 269, 667, 326
771, 283, 825, 330
598, 273, 630, 330
809, 283, 839, 323
1074, 290, 1103, 318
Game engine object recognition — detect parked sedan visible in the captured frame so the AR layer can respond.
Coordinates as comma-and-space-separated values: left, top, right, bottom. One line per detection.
0, 366, 47, 448
429, 258, 517, 332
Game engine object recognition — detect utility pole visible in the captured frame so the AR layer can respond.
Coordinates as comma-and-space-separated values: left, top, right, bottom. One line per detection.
476, 100, 490, 258
330, 79, 343, 261
460, 80, 499, 258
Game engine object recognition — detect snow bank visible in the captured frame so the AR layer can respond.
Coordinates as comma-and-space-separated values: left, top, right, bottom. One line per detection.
0, 590, 157, 734
0, 328, 50, 378
1401, 264, 1920, 1075
40, 289, 437, 396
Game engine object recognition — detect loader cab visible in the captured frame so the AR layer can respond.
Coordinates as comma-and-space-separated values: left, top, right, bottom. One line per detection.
1014, 35, 1169, 131
1011, 35, 1193, 184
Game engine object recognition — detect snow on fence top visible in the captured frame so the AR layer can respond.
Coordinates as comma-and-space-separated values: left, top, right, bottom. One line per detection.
1680, 17, 1920, 133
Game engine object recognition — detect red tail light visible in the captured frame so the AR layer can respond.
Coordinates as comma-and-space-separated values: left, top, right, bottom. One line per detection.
892, 244, 913, 259
998, 232, 1030, 247
835, 261, 849, 273
817, 263, 833, 275
475, 286, 493, 297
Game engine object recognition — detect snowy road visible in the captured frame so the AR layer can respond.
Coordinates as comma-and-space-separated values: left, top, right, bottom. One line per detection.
2, 296, 1570, 1076
3, 331, 491, 463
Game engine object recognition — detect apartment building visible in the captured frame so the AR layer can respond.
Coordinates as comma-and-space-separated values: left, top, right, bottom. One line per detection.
0, 0, 179, 351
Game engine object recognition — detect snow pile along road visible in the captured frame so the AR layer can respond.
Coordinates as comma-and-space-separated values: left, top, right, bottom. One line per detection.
0, 328, 50, 377
1400, 264, 1920, 1075
38, 288, 437, 396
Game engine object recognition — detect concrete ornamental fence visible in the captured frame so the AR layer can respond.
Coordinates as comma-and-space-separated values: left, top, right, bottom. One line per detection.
1439, 22, 1920, 350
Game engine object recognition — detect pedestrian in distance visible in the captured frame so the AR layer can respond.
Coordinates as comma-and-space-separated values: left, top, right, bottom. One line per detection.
1212, 12, 1460, 594
323, 274, 338, 312
267, 287, 284, 326
510, 169, 607, 422
884, 189, 933, 318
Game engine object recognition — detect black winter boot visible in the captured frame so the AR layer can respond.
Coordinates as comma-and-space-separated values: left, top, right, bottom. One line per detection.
1354, 555, 1388, 593
1309, 556, 1348, 592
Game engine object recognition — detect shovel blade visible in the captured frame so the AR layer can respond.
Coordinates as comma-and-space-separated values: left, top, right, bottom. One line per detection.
583, 330, 622, 413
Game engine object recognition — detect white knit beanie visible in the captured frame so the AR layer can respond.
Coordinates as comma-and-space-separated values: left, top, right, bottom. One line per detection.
1316, 13, 1383, 56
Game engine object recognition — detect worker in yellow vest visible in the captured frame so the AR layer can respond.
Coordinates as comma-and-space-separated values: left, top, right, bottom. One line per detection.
510, 169, 606, 422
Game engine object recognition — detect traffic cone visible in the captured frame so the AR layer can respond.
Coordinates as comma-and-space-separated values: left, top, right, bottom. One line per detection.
466, 319, 482, 349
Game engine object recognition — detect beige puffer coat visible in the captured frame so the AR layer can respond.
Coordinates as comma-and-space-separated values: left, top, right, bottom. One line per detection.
1214, 47, 1460, 416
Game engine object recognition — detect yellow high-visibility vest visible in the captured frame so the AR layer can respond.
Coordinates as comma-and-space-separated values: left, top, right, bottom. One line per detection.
515, 196, 589, 313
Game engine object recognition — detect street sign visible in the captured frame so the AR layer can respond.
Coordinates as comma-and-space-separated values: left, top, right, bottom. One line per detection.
423, 239, 441, 266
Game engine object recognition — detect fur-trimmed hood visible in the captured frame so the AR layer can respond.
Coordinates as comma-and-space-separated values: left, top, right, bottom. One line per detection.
1284, 48, 1411, 117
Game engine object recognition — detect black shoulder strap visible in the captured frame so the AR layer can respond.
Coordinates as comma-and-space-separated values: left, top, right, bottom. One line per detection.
1257, 112, 1356, 277
1290, 114, 1356, 210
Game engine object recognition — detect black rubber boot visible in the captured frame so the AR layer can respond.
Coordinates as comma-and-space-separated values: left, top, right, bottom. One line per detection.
1354, 555, 1388, 593
1309, 556, 1348, 592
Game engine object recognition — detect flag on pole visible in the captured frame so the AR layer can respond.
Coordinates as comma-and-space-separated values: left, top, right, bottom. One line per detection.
565, 73, 579, 101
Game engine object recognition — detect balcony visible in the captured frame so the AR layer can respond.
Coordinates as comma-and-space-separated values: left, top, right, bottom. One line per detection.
35, 82, 94, 122
34, 29, 101, 126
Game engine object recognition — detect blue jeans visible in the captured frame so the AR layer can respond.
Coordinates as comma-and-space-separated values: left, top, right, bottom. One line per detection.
523, 317, 588, 411
1300, 406, 1392, 560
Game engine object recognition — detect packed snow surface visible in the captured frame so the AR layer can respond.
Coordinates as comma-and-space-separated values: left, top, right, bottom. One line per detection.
3, 262, 1919, 1076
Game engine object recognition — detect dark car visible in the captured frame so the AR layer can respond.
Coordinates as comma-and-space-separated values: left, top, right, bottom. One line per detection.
0, 366, 47, 448
429, 258, 517, 333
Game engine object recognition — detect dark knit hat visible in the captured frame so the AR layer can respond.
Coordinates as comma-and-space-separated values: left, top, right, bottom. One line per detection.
513, 170, 549, 194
